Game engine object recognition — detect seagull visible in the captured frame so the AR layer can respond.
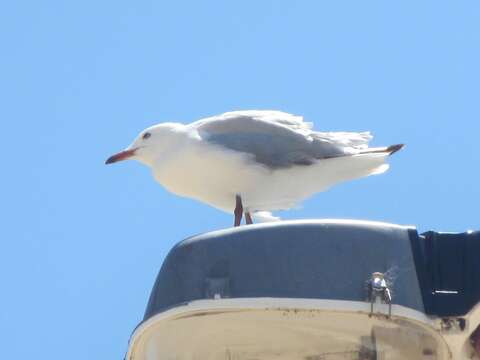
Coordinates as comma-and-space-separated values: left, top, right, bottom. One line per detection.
106, 110, 403, 226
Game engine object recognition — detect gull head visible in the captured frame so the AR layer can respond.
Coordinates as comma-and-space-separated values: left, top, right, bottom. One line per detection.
105, 122, 184, 166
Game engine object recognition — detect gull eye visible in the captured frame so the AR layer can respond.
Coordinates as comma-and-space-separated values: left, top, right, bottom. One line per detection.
142, 132, 151, 140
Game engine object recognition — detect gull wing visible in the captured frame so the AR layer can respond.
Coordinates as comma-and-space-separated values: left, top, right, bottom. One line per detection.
191, 110, 372, 169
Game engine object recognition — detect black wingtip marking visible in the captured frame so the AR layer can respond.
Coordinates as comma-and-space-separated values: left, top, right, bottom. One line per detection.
387, 144, 405, 155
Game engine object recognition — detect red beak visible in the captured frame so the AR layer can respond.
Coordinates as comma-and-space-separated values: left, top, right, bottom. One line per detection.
105, 148, 137, 164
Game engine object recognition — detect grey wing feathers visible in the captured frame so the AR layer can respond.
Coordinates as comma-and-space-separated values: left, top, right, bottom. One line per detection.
193, 111, 372, 169
312, 131, 372, 149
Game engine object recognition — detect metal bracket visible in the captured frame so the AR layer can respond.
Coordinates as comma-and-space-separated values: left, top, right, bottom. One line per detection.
439, 317, 466, 332
205, 277, 230, 299
367, 272, 392, 317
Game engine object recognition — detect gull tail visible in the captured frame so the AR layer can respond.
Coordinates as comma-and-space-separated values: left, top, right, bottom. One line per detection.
358, 144, 405, 156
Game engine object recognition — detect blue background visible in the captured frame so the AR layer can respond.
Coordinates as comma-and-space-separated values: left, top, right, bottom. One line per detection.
1, 1, 479, 359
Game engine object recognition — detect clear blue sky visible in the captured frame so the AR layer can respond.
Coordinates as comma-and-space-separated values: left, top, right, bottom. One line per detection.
1, 1, 479, 359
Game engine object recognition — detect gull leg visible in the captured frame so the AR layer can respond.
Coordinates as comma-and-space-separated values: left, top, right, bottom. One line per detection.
234, 195, 243, 227
245, 212, 253, 225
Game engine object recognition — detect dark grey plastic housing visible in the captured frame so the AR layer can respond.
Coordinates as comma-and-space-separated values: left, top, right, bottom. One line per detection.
144, 220, 424, 320
144, 220, 480, 322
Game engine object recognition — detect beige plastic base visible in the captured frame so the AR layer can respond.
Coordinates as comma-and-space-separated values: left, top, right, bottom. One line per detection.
126, 298, 480, 359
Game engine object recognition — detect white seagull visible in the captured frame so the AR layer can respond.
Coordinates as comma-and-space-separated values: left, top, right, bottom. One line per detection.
106, 110, 403, 226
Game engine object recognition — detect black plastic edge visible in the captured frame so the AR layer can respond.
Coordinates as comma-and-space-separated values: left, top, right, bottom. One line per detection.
408, 228, 433, 314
